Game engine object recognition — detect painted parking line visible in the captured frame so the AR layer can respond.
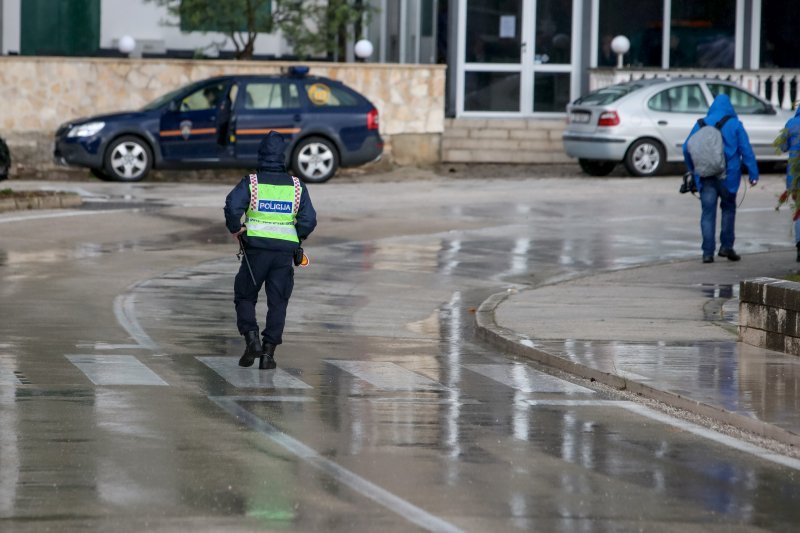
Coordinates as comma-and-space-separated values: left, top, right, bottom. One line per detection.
465, 364, 596, 394
197, 357, 312, 389
65, 355, 168, 386
325, 360, 446, 391
526, 399, 800, 471
210, 396, 463, 533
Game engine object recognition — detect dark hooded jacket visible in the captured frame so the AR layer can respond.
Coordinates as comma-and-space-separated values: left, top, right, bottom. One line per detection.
224, 131, 317, 252
778, 107, 800, 189
683, 94, 759, 193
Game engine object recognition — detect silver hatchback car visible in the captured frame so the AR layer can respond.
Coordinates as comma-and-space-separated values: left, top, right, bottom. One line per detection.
563, 78, 793, 176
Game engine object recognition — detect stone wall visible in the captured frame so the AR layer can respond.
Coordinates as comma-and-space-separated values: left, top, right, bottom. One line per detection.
739, 277, 800, 355
0, 56, 445, 174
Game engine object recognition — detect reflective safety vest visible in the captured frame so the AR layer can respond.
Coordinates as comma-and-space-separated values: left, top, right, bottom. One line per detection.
245, 174, 301, 243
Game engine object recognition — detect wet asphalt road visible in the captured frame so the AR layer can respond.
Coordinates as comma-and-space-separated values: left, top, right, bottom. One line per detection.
2, 172, 800, 532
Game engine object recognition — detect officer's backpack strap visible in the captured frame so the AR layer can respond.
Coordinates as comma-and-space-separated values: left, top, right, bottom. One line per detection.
291, 176, 301, 215
248, 174, 258, 211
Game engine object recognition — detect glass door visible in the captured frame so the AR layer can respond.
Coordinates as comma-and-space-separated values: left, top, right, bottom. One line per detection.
458, 0, 577, 116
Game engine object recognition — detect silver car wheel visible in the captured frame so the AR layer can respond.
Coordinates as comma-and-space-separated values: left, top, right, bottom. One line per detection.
110, 141, 148, 180
297, 141, 334, 179
632, 142, 660, 174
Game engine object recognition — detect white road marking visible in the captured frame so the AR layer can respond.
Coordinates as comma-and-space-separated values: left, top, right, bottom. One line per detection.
197, 357, 313, 389
527, 399, 800, 471
326, 360, 446, 391
465, 363, 596, 394
66, 355, 168, 386
210, 396, 464, 533
222, 395, 315, 403
113, 293, 159, 351
0, 209, 114, 224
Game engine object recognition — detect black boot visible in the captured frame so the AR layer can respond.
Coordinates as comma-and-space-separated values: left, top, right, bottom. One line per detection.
238, 331, 262, 367
259, 343, 277, 370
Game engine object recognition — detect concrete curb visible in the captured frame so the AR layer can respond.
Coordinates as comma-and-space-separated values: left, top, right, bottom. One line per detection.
475, 289, 800, 449
0, 193, 82, 212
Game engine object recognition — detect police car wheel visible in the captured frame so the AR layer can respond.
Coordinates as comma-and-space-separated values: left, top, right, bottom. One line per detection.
624, 138, 664, 177
104, 136, 153, 182
292, 137, 339, 183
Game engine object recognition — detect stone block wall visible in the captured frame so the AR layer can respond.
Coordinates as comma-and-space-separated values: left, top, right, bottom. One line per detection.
739, 277, 800, 355
0, 57, 446, 173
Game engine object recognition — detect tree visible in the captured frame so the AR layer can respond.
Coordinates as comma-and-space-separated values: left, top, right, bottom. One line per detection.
146, 0, 273, 60
147, 0, 374, 61
274, 0, 373, 61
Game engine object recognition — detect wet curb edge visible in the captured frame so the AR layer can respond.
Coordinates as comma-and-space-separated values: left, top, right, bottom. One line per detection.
475, 289, 800, 449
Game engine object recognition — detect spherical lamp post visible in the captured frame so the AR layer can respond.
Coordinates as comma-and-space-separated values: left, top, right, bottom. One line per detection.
354, 39, 374, 62
118, 35, 136, 58
610, 35, 630, 69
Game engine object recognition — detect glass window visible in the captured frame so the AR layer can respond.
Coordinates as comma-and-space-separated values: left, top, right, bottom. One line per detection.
761, 1, 800, 68
534, 0, 572, 65
648, 84, 707, 113
598, 0, 662, 67
303, 82, 359, 108
464, 72, 520, 112
534, 73, 571, 112
244, 82, 299, 110
707, 84, 769, 115
670, 1, 735, 68
466, 0, 522, 63
575, 83, 646, 105
180, 82, 228, 111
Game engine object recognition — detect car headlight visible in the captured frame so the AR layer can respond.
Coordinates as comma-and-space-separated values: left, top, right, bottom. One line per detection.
67, 121, 105, 138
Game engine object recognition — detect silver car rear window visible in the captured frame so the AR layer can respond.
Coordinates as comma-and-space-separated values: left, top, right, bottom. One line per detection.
574, 84, 645, 106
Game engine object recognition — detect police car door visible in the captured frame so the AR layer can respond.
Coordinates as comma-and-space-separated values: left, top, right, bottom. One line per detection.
234, 80, 303, 163
159, 80, 231, 161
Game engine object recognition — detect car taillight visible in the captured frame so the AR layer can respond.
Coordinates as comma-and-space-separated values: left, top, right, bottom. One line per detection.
597, 111, 620, 127
367, 108, 379, 130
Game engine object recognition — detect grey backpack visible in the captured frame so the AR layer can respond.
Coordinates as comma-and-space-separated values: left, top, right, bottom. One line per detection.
686, 115, 732, 178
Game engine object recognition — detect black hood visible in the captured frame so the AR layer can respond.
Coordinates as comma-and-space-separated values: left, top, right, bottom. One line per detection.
257, 131, 287, 172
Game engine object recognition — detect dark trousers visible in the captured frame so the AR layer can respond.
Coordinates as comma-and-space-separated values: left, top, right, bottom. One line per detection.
234, 248, 294, 345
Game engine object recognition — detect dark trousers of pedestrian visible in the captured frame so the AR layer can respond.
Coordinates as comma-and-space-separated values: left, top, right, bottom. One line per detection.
234, 248, 294, 345
700, 178, 736, 257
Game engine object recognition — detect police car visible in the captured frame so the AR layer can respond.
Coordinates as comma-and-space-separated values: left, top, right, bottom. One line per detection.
54, 66, 383, 183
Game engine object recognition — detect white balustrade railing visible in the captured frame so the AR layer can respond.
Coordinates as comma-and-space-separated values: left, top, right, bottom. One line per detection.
589, 68, 799, 110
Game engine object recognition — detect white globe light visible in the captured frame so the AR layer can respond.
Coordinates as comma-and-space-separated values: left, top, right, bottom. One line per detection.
610, 35, 630, 55
354, 39, 374, 59
118, 35, 136, 54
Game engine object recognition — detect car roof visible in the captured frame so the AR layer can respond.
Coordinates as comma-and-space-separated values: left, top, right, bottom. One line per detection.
201, 73, 338, 84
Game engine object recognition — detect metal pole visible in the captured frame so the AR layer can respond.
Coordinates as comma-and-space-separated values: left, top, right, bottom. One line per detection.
237, 236, 257, 287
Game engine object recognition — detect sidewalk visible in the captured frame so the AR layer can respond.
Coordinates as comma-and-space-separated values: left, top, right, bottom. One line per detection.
476, 248, 800, 448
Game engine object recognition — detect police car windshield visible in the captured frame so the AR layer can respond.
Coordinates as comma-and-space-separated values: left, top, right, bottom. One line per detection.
141, 81, 206, 111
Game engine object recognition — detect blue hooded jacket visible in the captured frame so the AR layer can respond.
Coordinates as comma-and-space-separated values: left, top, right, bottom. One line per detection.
683, 94, 759, 193
224, 131, 317, 252
778, 107, 800, 189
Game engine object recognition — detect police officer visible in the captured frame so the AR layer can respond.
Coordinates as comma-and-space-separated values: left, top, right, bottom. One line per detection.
224, 131, 317, 369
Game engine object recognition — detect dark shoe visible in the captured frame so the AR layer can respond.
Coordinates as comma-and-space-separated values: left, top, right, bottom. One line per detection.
702, 255, 714, 264
718, 248, 741, 261
238, 330, 262, 367
259, 343, 277, 370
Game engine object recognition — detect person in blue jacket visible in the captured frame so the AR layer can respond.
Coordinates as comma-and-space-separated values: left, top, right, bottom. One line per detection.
224, 131, 317, 369
776, 106, 800, 261
683, 94, 759, 263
